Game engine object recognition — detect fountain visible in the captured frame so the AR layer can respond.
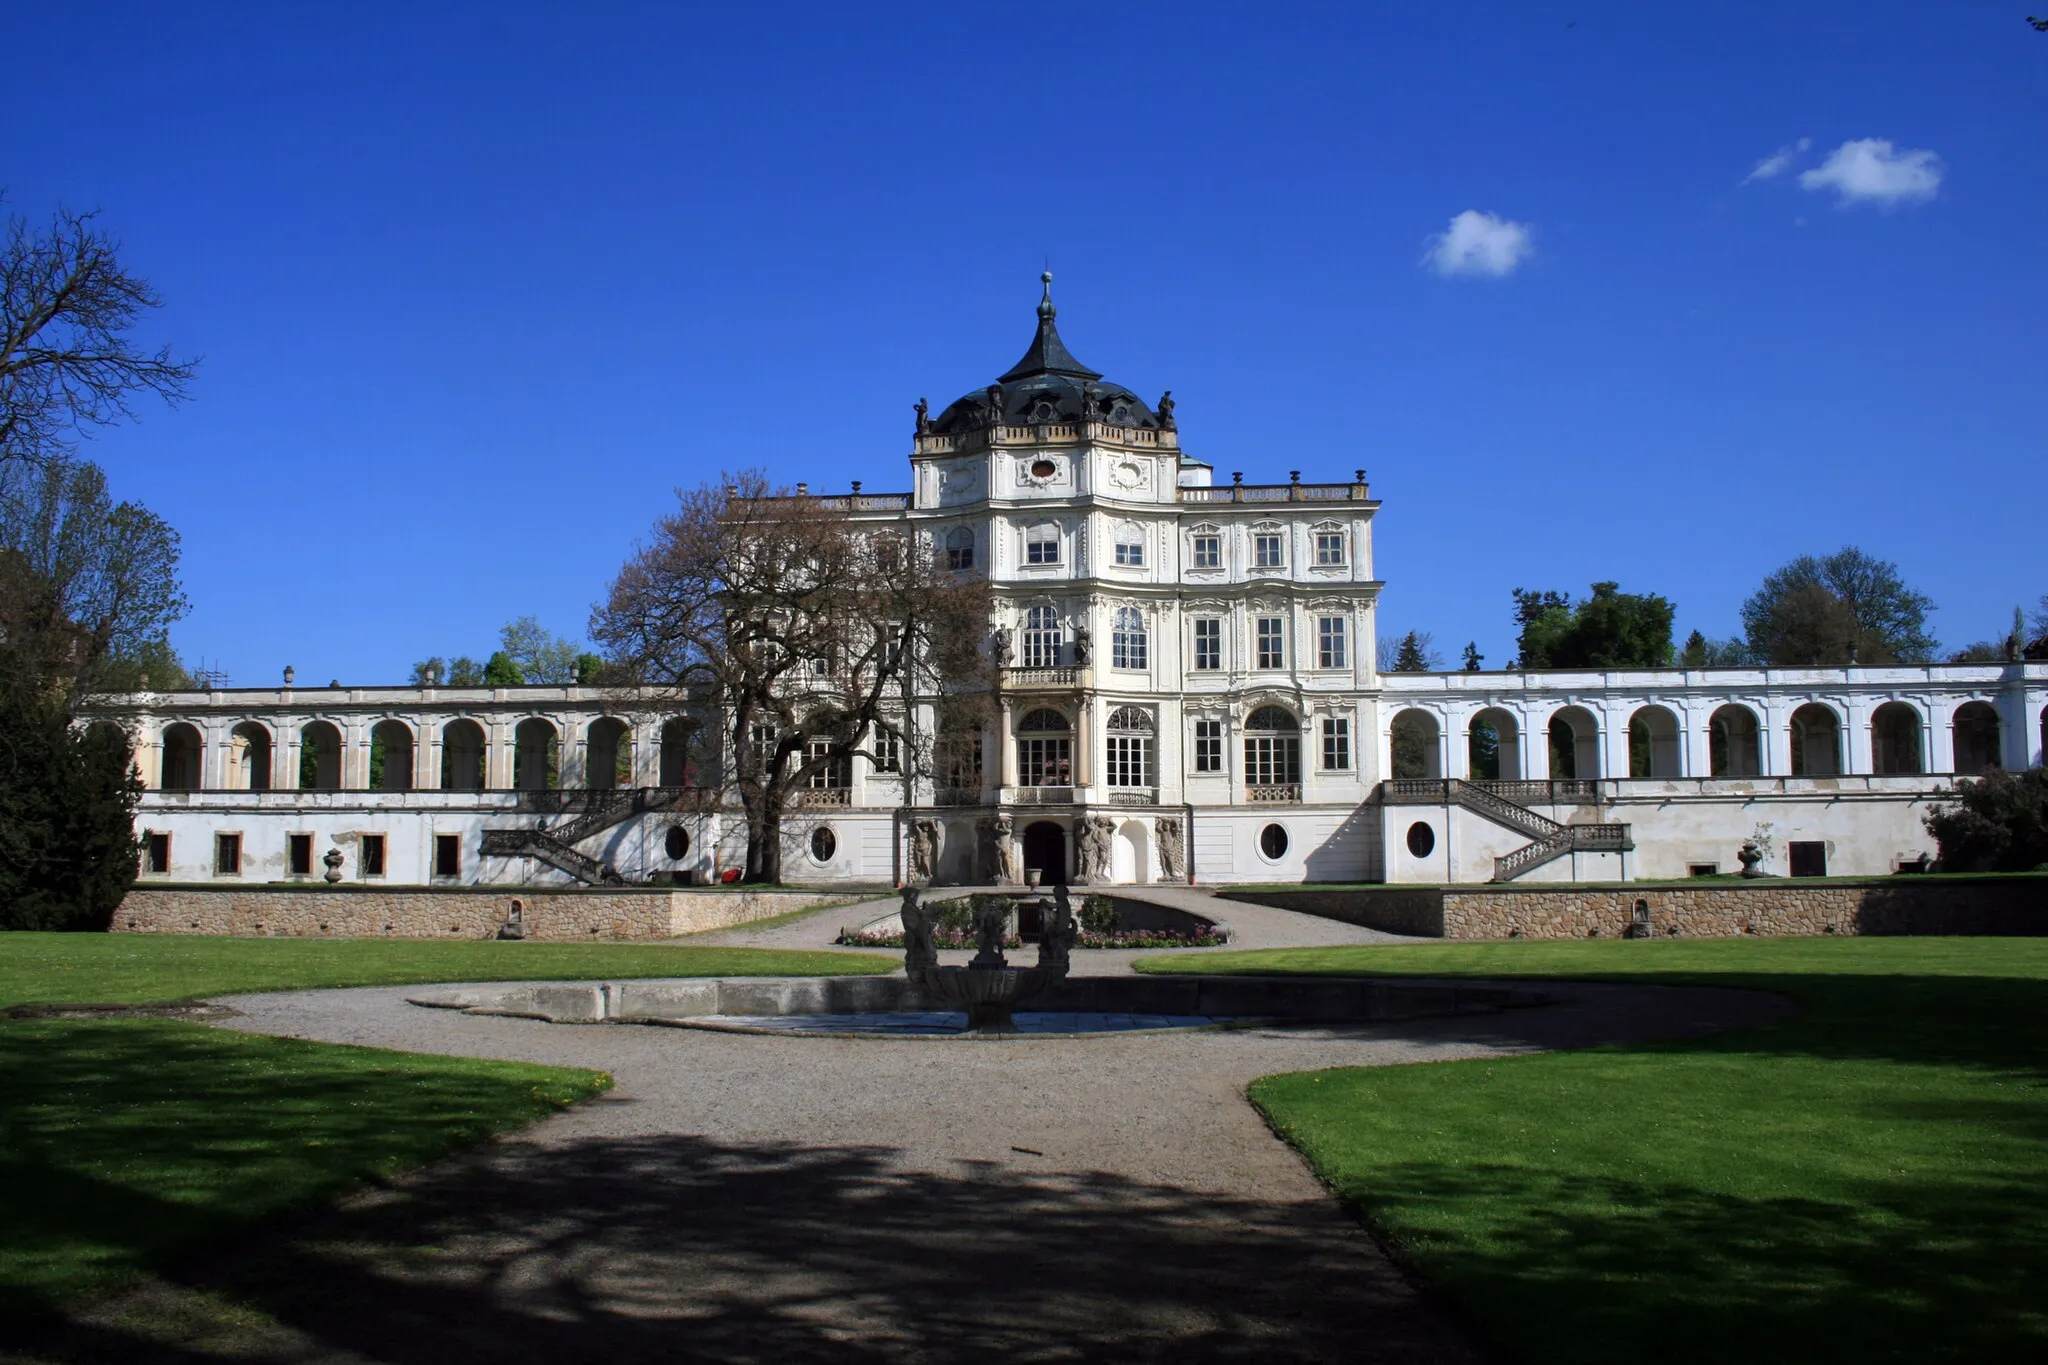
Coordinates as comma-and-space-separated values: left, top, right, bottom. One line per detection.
900, 883, 1075, 1031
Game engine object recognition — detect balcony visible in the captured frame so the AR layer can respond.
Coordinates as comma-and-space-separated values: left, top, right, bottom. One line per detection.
792, 788, 851, 808
1108, 788, 1157, 806
1179, 473, 1371, 504
1004, 666, 1079, 688
912, 421, 1180, 457
1246, 784, 1301, 803
1008, 786, 1074, 805
932, 787, 987, 807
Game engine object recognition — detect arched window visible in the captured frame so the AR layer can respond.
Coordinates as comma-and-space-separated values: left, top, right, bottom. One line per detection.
1016, 708, 1071, 787
1113, 524, 1144, 567
658, 718, 695, 787
1871, 702, 1924, 776
514, 717, 558, 791
944, 525, 975, 570
1627, 706, 1682, 778
228, 722, 272, 791
1022, 605, 1064, 668
1953, 702, 2002, 774
587, 716, 631, 790
1390, 709, 1441, 781
1709, 705, 1762, 777
1111, 606, 1148, 669
1244, 706, 1301, 794
1789, 703, 1842, 777
442, 718, 487, 790
159, 722, 204, 790
299, 721, 342, 791
1106, 706, 1154, 790
370, 719, 414, 791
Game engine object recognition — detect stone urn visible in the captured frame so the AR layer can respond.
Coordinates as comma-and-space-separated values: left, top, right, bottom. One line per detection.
322, 848, 345, 883
1737, 840, 1764, 878
901, 886, 1076, 1032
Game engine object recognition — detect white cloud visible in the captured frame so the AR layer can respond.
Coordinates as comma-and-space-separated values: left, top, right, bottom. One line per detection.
1745, 137, 1811, 182
1799, 138, 1944, 206
1423, 210, 1534, 278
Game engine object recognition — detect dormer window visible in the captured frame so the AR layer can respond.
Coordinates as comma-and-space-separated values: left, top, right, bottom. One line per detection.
1114, 526, 1144, 567
1025, 523, 1060, 565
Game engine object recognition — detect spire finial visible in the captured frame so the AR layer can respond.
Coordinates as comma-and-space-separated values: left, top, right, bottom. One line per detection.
1038, 270, 1055, 321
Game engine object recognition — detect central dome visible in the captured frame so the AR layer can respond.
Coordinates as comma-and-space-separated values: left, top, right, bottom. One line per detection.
931, 275, 1160, 434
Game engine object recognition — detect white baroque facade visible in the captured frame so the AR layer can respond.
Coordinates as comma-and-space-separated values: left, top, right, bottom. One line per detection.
95, 281, 2048, 890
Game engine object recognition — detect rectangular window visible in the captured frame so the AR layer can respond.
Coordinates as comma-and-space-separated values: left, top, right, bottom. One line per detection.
1025, 526, 1060, 565
1191, 534, 1221, 569
1789, 841, 1828, 878
434, 833, 461, 879
1105, 736, 1153, 787
1254, 532, 1285, 568
1689, 863, 1719, 878
214, 833, 241, 876
361, 834, 386, 877
1193, 720, 1224, 773
873, 731, 901, 774
1017, 737, 1072, 786
1321, 717, 1351, 771
1317, 616, 1348, 669
1114, 538, 1143, 566
1315, 531, 1346, 566
805, 739, 850, 789
288, 833, 313, 877
1192, 618, 1221, 671
145, 832, 171, 874
1112, 617, 1148, 669
1256, 617, 1286, 670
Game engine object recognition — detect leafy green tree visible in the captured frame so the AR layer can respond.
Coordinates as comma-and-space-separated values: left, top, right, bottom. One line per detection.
1384, 630, 1440, 672
1679, 630, 1751, 668
97, 636, 196, 690
1740, 548, 1936, 665
1924, 769, 2048, 872
408, 656, 442, 686
1461, 641, 1483, 671
1513, 582, 1674, 669
0, 692, 140, 929
446, 656, 484, 686
481, 651, 524, 687
499, 615, 581, 684
574, 651, 606, 684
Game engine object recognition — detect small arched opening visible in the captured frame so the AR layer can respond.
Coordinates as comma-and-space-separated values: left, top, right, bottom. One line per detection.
1112, 820, 1151, 885
1389, 708, 1440, 781
299, 721, 342, 790
1789, 703, 1843, 777
1953, 702, 2002, 775
1709, 705, 1762, 777
1870, 702, 1924, 776
1548, 706, 1600, 780
1022, 820, 1067, 885
1467, 708, 1520, 781
370, 719, 414, 791
514, 718, 558, 791
228, 722, 272, 791
1627, 705, 1682, 778
159, 722, 203, 790
587, 717, 632, 790
442, 719, 487, 790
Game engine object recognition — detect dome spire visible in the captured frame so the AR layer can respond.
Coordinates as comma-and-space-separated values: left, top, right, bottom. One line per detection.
1000, 270, 1102, 383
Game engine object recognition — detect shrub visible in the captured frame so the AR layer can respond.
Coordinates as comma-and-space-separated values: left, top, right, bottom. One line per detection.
1079, 895, 1120, 934
1924, 769, 2048, 872
0, 694, 142, 930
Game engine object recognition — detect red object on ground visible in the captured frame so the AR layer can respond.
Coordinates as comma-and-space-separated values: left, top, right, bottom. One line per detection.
720, 868, 741, 884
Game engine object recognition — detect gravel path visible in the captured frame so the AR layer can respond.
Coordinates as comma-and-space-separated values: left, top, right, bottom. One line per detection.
32, 963, 1791, 1365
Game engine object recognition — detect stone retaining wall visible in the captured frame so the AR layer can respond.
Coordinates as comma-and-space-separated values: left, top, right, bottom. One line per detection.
114, 885, 868, 941
1224, 877, 2048, 940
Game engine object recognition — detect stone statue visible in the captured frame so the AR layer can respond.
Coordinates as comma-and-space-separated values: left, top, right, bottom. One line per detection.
985, 384, 1004, 425
1038, 884, 1077, 973
910, 819, 941, 882
1073, 625, 1092, 665
980, 813, 1018, 884
900, 887, 938, 981
1077, 815, 1115, 883
914, 396, 930, 435
991, 626, 1012, 666
1157, 390, 1175, 430
970, 896, 1010, 969
1155, 816, 1186, 882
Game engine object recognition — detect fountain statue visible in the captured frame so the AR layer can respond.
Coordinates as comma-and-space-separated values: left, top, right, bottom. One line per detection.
900, 883, 1076, 1032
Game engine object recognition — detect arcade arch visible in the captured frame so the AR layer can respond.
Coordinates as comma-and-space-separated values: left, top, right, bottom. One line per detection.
1789, 703, 1842, 777
442, 719, 487, 790
1952, 702, 2001, 774
1870, 702, 1924, 776
370, 719, 414, 791
1467, 708, 1520, 781
1627, 705, 1682, 778
514, 718, 558, 791
160, 722, 203, 790
587, 717, 631, 790
1548, 706, 1600, 780
1708, 705, 1763, 777
228, 722, 272, 790
299, 721, 342, 790
1389, 708, 1439, 781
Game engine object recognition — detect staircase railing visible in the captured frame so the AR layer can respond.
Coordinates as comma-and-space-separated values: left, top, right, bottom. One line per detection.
484, 786, 692, 886
1376, 778, 1630, 882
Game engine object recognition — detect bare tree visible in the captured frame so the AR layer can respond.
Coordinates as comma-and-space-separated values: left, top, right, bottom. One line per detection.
593, 472, 992, 883
1, 196, 196, 469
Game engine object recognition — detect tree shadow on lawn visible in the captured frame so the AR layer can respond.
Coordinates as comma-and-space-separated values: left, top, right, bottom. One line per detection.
20, 1132, 1484, 1365
1331, 1154, 2048, 1365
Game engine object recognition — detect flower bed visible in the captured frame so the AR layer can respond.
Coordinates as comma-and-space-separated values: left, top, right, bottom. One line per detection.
834, 927, 1225, 950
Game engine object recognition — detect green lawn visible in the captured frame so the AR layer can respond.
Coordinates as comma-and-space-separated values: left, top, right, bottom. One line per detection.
0, 932, 894, 1008
1136, 938, 2048, 1364
0, 931, 894, 1329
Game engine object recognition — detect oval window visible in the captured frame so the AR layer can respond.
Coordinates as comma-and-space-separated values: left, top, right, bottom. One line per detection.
1258, 824, 1289, 860
1030, 458, 1057, 479
810, 826, 837, 863
664, 826, 690, 861
1406, 822, 1436, 858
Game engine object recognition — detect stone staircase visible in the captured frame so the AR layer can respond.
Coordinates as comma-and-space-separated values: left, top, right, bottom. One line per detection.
1381, 779, 1631, 881
480, 788, 688, 887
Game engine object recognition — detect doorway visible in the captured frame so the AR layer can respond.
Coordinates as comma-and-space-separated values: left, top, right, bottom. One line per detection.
1022, 820, 1068, 885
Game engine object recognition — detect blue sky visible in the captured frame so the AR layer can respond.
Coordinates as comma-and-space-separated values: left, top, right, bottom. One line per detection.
5, 2, 2042, 683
